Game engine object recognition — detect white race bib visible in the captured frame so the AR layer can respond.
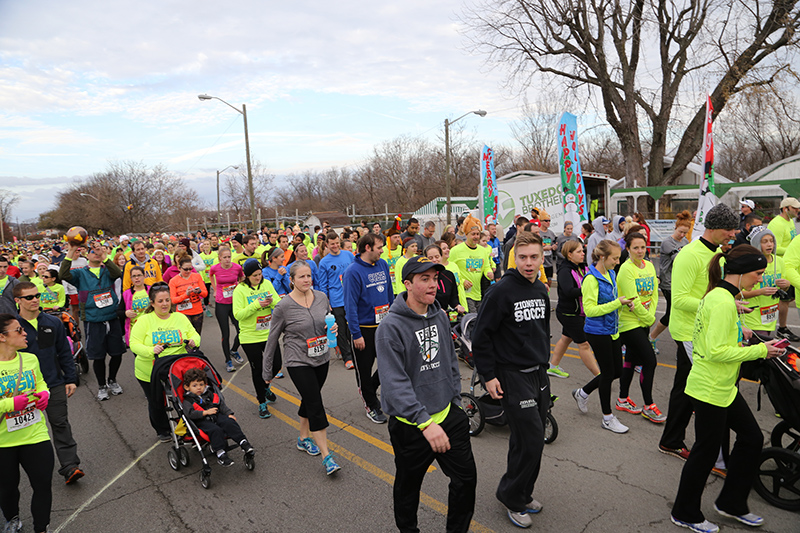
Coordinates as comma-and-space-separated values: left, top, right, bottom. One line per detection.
256, 315, 271, 331
222, 285, 235, 299
306, 336, 328, 357
177, 300, 192, 312
761, 304, 778, 325
93, 291, 113, 308
375, 304, 389, 323
5, 402, 41, 432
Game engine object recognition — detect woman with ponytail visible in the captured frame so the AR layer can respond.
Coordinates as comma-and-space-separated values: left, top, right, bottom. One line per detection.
670, 245, 785, 533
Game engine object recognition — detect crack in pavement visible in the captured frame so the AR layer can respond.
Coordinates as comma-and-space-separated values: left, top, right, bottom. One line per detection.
553, 455, 672, 503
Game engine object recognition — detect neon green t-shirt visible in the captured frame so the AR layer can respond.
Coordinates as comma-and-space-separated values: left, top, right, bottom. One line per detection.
448, 242, 492, 302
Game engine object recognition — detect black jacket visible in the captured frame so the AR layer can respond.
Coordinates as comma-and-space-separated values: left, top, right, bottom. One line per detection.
472, 268, 550, 381
18, 311, 76, 387
556, 260, 585, 316
182, 385, 234, 422
434, 268, 460, 312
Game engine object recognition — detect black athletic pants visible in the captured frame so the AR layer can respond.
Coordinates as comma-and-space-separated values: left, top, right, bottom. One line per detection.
138, 378, 170, 436
0, 441, 54, 533
195, 413, 247, 453
388, 405, 477, 533
331, 306, 352, 363
618, 327, 657, 405
583, 333, 623, 415
672, 392, 762, 523
214, 302, 240, 361
287, 363, 330, 432
187, 313, 203, 336
353, 326, 380, 411
660, 289, 672, 326
495, 366, 549, 512
660, 341, 694, 450
242, 341, 281, 404
45, 384, 81, 477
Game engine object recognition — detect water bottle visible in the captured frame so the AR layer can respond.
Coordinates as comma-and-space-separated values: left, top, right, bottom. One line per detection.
325, 313, 337, 349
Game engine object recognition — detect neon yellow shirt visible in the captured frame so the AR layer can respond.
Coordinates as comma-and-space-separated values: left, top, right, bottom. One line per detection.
448, 242, 492, 301
129, 312, 201, 382
0, 352, 50, 447
617, 258, 658, 332
232, 280, 281, 344
768, 215, 796, 256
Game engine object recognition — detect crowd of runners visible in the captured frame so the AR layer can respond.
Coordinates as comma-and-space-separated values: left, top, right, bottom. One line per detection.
0, 200, 796, 532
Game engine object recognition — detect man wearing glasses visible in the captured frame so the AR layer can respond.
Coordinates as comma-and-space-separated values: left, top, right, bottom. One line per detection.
0, 255, 21, 315
59, 240, 124, 401
538, 209, 556, 288
15, 281, 84, 484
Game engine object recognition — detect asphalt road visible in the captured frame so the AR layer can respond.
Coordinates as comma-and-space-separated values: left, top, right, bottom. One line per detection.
9, 294, 800, 533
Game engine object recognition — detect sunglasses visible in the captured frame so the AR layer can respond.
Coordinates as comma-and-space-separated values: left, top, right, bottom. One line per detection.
18, 293, 41, 301
181, 267, 193, 272
3, 326, 23, 335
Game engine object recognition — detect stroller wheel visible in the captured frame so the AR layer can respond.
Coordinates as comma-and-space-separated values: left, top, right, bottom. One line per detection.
459, 393, 485, 437
754, 446, 800, 511
168, 448, 180, 471
200, 470, 211, 489
244, 454, 255, 471
544, 412, 559, 445
178, 446, 190, 467
771, 420, 800, 453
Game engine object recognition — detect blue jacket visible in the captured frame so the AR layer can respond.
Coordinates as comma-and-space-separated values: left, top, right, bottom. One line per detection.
487, 236, 503, 267
58, 258, 122, 323
583, 264, 619, 335
18, 312, 76, 387
262, 266, 291, 295
287, 259, 319, 289
319, 250, 354, 308
343, 255, 394, 340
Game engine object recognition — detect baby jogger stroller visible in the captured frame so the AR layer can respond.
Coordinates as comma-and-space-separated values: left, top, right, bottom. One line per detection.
453, 314, 558, 443
152, 351, 255, 489
44, 308, 87, 381
753, 345, 800, 511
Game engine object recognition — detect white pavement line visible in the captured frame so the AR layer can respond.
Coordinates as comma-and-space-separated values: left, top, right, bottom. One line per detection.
54, 441, 161, 532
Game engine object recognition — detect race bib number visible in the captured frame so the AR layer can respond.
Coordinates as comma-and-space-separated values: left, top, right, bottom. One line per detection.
5, 402, 41, 433
760, 304, 778, 325
491, 246, 498, 258
176, 300, 192, 311
306, 336, 328, 357
93, 291, 113, 308
642, 299, 651, 310
375, 304, 389, 323
389, 272, 396, 284
256, 315, 271, 331
222, 285, 235, 299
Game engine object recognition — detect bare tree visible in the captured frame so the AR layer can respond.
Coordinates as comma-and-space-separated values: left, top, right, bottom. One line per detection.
508, 99, 560, 173
463, 0, 800, 207
222, 160, 275, 219
0, 190, 20, 243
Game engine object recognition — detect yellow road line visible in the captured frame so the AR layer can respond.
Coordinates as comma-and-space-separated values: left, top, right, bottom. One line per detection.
223, 380, 493, 533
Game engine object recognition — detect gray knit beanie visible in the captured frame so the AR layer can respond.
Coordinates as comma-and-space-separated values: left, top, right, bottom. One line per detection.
704, 203, 739, 230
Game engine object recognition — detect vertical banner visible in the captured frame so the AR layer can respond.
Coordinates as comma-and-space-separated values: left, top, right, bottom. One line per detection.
557, 113, 589, 228
693, 94, 717, 239
481, 145, 498, 225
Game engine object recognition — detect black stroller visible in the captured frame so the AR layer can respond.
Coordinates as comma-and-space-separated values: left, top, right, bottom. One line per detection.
152, 352, 255, 489
752, 346, 800, 511
453, 313, 558, 443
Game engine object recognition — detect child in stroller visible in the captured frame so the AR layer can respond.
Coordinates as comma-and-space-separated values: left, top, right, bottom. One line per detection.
181, 366, 255, 467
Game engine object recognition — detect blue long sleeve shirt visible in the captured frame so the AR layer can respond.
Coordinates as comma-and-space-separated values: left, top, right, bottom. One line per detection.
343, 255, 394, 340
262, 266, 291, 296
318, 250, 354, 308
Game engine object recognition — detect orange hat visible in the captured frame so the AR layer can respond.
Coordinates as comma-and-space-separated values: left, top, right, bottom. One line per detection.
461, 214, 483, 234
385, 214, 402, 237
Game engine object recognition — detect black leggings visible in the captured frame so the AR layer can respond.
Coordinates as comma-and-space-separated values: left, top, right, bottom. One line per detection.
618, 327, 657, 405
187, 313, 203, 336
137, 379, 170, 436
242, 341, 281, 404
287, 363, 330, 431
214, 302, 240, 361
582, 333, 623, 415
660, 289, 672, 327
0, 441, 54, 532
203, 282, 211, 306
93, 354, 123, 388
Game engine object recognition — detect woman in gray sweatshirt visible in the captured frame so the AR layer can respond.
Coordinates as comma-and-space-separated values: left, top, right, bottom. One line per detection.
263, 260, 341, 475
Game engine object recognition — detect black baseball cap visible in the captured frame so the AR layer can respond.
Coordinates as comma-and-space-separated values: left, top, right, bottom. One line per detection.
402, 256, 445, 282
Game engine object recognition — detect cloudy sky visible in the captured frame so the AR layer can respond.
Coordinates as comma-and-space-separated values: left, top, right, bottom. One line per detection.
0, 0, 550, 221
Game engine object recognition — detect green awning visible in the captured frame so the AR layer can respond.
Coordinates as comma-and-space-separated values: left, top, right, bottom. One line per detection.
611, 179, 800, 200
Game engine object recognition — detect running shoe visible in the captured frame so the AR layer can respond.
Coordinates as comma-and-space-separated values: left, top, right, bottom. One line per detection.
65, 467, 85, 485
323, 453, 342, 475
634, 365, 643, 374
547, 366, 569, 379
275, 371, 284, 379
3, 516, 21, 533
106, 379, 123, 395
265, 385, 277, 403
601, 415, 629, 434
240, 439, 255, 456
615, 397, 642, 414
572, 389, 589, 413
713, 504, 763, 527
506, 508, 532, 528
158, 433, 172, 443
710, 467, 727, 479
659, 444, 691, 461
642, 403, 667, 423
776, 326, 800, 342
204, 307, 213, 317
366, 408, 388, 424
345, 360, 354, 370
230, 351, 245, 365
225, 360, 235, 373
97, 386, 109, 401
670, 516, 719, 533
217, 451, 234, 467
297, 437, 321, 456
525, 499, 543, 514
650, 337, 659, 354
259, 402, 271, 419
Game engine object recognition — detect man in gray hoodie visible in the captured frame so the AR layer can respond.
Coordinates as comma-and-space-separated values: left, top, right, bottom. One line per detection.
585, 216, 610, 263
376, 256, 477, 533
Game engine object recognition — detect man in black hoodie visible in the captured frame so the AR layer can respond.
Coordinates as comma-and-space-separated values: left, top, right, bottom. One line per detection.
377, 256, 477, 533
473, 231, 550, 529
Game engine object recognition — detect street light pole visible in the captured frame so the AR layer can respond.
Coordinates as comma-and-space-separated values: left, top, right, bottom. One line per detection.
216, 165, 239, 224
199, 94, 256, 231
444, 110, 487, 226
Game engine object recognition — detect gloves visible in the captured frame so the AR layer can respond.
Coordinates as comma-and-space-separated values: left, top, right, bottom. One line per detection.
12, 394, 29, 411
33, 391, 50, 411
